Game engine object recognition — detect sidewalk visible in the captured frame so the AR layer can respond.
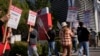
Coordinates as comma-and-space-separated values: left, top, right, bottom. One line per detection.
98, 40, 100, 46
52, 40, 100, 56
53, 47, 100, 56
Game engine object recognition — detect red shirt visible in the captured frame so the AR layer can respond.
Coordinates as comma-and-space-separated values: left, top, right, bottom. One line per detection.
0, 26, 11, 55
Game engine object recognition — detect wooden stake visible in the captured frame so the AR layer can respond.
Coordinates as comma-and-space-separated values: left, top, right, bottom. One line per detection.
3, 0, 12, 43
2, 0, 12, 54
27, 25, 31, 42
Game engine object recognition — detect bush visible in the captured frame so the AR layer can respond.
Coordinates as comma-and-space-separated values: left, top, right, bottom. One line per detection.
37, 42, 48, 56
9, 41, 28, 56
9, 41, 48, 56
9, 41, 62, 56
56, 40, 62, 52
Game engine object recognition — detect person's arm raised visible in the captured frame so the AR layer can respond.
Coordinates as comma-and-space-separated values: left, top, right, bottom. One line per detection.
0, 14, 10, 22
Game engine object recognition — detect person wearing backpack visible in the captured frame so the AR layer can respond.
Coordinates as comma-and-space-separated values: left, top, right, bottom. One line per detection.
77, 22, 90, 56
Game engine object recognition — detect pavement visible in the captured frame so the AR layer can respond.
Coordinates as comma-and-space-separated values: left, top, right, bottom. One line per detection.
72, 40, 100, 56
98, 40, 100, 46
71, 40, 100, 56
71, 47, 100, 56
52, 40, 100, 56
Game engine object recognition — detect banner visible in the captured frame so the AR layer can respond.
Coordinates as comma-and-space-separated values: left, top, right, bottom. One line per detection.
27, 10, 37, 26
7, 5, 22, 29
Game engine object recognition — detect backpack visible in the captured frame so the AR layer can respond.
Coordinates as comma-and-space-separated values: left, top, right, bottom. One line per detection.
77, 27, 82, 37
77, 27, 89, 37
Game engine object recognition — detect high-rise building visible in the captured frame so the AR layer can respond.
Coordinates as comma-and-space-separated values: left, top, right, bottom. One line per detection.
50, 0, 96, 30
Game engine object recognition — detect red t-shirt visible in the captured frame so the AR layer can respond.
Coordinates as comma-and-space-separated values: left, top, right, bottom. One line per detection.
0, 42, 10, 55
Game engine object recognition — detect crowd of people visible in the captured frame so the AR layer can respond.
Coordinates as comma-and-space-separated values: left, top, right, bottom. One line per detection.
0, 7, 98, 56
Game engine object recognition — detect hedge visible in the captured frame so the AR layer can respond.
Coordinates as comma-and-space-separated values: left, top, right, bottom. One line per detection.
9, 41, 62, 56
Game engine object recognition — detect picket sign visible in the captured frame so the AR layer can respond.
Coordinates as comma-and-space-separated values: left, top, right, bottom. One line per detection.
66, 7, 77, 22
7, 5, 22, 29
27, 10, 37, 26
66, 7, 78, 28
27, 10, 37, 42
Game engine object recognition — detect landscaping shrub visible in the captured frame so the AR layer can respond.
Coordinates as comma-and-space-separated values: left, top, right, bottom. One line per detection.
9, 40, 62, 56
9, 41, 27, 56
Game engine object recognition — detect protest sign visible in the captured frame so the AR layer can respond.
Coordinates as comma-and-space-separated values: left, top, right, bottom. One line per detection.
27, 10, 37, 26
66, 7, 77, 22
7, 5, 22, 29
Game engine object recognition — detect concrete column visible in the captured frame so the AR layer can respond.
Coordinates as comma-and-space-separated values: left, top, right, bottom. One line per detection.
94, 0, 99, 46
94, 0, 99, 33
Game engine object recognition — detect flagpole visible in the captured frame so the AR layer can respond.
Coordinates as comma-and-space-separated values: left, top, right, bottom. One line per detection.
94, 0, 99, 46
42, 26, 50, 40
38, 18, 50, 39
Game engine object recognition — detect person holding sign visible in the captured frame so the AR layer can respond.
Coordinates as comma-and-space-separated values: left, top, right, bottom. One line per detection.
0, 14, 10, 42
27, 26, 39, 56
0, 12, 11, 56
27, 10, 38, 56
59, 22, 73, 56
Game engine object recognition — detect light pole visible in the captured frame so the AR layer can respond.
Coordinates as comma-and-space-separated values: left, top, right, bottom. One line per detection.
94, 0, 99, 33
94, 0, 99, 46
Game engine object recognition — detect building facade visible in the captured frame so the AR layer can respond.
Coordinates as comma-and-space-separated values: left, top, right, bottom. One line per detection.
50, 0, 96, 30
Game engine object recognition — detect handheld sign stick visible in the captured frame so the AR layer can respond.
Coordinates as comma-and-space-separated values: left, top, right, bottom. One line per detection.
27, 25, 31, 42
2, 0, 12, 54
27, 10, 37, 42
